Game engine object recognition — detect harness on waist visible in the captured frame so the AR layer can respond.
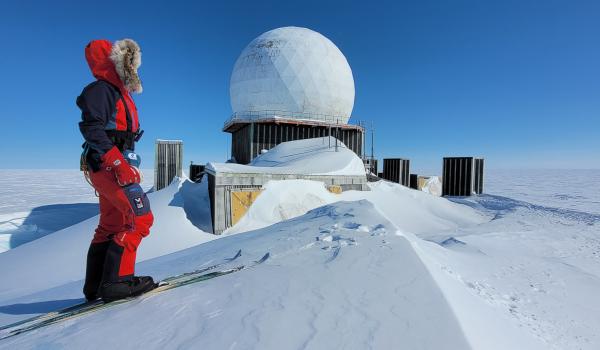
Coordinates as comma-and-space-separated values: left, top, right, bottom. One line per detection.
106, 129, 144, 152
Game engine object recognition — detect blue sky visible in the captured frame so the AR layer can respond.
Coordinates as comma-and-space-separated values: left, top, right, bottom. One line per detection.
0, 0, 598, 172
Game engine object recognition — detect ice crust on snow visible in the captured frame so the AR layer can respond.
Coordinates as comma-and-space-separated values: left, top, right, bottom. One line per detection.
207, 136, 366, 176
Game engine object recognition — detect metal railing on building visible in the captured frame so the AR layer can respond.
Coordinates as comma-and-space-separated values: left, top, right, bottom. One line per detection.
224, 110, 363, 128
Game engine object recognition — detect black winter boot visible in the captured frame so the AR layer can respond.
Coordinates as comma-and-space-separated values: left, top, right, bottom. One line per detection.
83, 242, 110, 302
100, 276, 156, 302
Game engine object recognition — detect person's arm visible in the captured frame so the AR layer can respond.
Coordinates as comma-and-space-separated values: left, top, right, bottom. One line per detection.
77, 82, 140, 185
77, 82, 115, 155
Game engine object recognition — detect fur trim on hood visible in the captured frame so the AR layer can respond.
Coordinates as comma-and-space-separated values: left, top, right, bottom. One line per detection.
110, 39, 143, 93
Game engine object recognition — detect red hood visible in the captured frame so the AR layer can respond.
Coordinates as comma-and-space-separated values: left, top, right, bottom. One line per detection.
85, 40, 125, 91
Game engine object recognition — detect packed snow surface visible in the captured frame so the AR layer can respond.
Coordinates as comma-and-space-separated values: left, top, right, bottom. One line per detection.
0, 169, 599, 349
207, 137, 366, 176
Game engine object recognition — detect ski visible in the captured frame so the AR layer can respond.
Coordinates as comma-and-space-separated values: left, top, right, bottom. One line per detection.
159, 251, 269, 290
0, 249, 242, 334
161, 249, 242, 283
0, 252, 269, 340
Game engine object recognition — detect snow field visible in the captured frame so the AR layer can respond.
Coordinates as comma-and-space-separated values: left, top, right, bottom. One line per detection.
0, 169, 153, 253
0, 167, 598, 349
0, 200, 472, 349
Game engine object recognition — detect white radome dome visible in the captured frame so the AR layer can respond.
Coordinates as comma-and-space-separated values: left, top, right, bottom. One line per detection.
230, 27, 355, 124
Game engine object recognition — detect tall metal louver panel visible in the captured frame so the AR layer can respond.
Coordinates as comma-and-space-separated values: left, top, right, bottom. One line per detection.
442, 157, 484, 196
227, 121, 364, 164
154, 140, 183, 191
409, 174, 418, 189
473, 158, 485, 194
382, 158, 410, 186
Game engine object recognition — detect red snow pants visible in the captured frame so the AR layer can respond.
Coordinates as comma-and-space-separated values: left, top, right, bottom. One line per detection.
89, 169, 153, 281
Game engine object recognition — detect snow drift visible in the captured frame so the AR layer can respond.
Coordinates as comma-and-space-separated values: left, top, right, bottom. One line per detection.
207, 136, 366, 176
0, 200, 473, 349
227, 178, 484, 236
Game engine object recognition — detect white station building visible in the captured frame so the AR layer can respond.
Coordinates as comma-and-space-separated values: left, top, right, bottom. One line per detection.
207, 27, 368, 234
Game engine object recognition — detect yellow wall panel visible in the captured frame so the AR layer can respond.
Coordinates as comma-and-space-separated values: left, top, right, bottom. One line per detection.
327, 185, 343, 194
231, 190, 262, 226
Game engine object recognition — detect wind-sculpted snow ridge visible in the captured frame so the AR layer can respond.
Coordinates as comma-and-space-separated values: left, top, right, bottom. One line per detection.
227, 179, 486, 235
0, 200, 473, 350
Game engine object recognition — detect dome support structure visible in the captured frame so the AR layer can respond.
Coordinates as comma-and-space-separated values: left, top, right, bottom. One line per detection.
224, 115, 364, 165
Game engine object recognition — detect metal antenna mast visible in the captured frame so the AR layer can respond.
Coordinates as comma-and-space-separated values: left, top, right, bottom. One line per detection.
370, 121, 375, 174
361, 120, 366, 160
335, 119, 339, 152
370, 121, 374, 160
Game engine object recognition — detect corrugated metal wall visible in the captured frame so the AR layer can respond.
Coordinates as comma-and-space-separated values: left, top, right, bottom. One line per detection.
409, 174, 418, 189
231, 122, 363, 164
231, 125, 251, 164
442, 157, 484, 196
473, 158, 484, 194
154, 140, 183, 191
382, 158, 410, 186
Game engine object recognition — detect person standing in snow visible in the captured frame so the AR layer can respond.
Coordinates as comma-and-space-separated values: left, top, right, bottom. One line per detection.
77, 39, 155, 302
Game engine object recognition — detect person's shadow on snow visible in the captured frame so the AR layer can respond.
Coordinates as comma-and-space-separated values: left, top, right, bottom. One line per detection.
0, 298, 84, 315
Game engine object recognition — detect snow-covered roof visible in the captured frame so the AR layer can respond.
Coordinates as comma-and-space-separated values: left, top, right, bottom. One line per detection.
207, 137, 366, 176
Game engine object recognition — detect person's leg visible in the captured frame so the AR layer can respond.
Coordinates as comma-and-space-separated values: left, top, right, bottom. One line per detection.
103, 230, 144, 282
83, 241, 110, 301
100, 183, 153, 282
83, 194, 117, 301
88, 169, 154, 300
